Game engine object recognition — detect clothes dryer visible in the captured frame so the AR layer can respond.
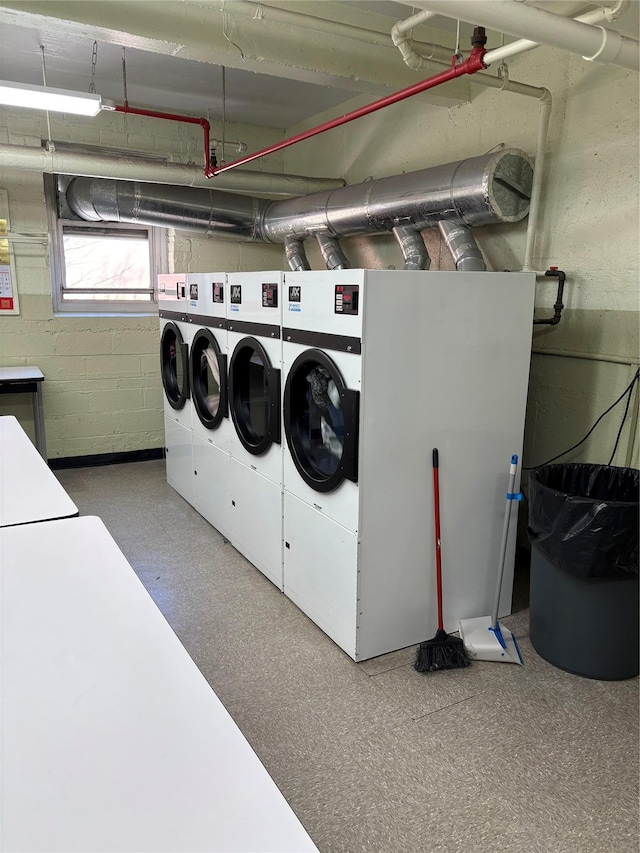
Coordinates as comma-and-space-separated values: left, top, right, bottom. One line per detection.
281, 269, 535, 661
188, 273, 231, 538
226, 271, 283, 589
158, 273, 192, 504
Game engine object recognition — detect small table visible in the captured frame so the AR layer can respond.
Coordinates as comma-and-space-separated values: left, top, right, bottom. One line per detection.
0, 515, 318, 852
0, 416, 77, 527
0, 366, 47, 460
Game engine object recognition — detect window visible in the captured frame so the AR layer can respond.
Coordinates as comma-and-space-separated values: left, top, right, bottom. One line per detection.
47, 175, 166, 314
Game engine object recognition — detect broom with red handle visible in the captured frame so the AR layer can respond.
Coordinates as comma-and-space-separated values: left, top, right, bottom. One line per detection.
415, 448, 471, 673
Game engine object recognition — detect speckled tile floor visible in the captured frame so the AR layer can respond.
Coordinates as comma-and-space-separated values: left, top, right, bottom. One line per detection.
57, 459, 639, 853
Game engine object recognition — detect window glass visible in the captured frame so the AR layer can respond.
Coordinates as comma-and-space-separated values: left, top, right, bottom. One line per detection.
297, 362, 345, 477
244, 349, 269, 440
198, 342, 222, 418
47, 174, 165, 314
162, 326, 186, 404
62, 231, 151, 299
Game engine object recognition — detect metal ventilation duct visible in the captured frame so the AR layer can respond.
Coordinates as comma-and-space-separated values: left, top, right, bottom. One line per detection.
65, 148, 533, 271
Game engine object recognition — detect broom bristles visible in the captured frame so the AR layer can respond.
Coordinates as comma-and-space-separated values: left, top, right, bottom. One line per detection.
414, 628, 471, 673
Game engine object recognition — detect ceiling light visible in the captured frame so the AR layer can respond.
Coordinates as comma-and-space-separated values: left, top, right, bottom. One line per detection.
0, 81, 103, 116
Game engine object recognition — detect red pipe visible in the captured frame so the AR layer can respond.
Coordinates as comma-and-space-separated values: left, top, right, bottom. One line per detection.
209, 48, 487, 178
113, 48, 485, 180
114, 104, 212, 174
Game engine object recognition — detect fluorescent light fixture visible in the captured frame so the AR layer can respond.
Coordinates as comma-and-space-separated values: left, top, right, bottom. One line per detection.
0, 80, 103, 116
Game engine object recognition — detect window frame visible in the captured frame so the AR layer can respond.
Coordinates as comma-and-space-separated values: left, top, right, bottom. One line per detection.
46, 174, 166, 315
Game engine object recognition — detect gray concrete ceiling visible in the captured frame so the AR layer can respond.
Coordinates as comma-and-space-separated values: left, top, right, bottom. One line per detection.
0, 1, 637, 130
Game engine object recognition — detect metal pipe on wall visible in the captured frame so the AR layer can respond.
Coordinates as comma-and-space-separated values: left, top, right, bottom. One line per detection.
483, 1, 631, 66
0, 143, 344, 196
392, 225, 431, 270
438, 220, 486, 271
399, 0, 639, 71
65, 177, 268, 240
262, 148, 532, 242
389, 12, 553, 274
64, 148, 534, 271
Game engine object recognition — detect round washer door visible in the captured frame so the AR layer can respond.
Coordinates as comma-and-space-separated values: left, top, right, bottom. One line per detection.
190, 328, 228, 429
284, 349, 359, 493
229, 336, 281, 455
160, 321, 189, 410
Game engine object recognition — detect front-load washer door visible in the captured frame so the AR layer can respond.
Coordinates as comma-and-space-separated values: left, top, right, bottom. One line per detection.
190, 328, 228, 429
229, 337, 281, 455
284, 349, 359, 493
160, 322, 189, 410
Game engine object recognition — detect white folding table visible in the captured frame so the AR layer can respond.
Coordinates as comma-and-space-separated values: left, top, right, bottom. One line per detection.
0, 415, 78, 527
0, 515, 317, 853
0, 366, 47, 459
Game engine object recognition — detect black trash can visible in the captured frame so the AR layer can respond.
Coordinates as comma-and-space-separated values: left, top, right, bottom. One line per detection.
528, 463, 639, 680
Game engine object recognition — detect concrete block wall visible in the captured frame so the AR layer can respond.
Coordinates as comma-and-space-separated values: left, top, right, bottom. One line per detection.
282, 44, 640, 482
0, 107, 283, 457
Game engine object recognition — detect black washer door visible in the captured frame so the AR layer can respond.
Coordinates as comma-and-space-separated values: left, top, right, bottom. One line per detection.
284, 349, 359, 493
229, 337, 281, 455
160, 322, 189, 410
190, 329, 228, 429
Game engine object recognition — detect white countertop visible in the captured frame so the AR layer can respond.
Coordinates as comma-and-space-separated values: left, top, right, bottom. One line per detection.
0, 415, 77, 526
0, 515, 317, 853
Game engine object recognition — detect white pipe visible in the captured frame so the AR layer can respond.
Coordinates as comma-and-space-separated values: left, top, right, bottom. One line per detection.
522, 87, 552, 272
484, 1, 633, 66
211, 138, 248, 155
391, 11, 454, 70
397, 0, 639, 71
390, 11, 552, 273
0, 144, 345, 197
218, 0, 399, 47
393, 8, 437, 36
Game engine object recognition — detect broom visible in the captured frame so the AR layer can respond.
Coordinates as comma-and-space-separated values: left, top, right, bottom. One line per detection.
415, 448, 471, 673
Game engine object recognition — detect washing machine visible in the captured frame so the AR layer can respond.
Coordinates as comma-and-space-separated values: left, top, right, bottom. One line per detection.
158, 273, 193, 504
281, 268, 536, 661
226, 271, 284, 589
187, 272, 232, 539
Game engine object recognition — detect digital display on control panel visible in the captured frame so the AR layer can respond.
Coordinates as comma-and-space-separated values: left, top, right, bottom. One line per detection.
262, 282, 278, 308
190, 283, 198, 300
212, 282, 224, 303
230, 284, 242, 304
335, 284, 359, 315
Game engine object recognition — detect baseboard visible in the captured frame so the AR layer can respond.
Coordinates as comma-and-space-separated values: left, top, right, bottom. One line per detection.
49, 447, 164, 470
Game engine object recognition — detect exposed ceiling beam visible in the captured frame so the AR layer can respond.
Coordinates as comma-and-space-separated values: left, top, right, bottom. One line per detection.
0, 1, 471, 108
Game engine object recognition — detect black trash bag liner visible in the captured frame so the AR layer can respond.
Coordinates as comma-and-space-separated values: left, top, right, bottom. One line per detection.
528, 463, 639, 579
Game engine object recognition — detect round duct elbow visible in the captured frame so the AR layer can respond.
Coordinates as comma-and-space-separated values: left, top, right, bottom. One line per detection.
66, 176, 119, 221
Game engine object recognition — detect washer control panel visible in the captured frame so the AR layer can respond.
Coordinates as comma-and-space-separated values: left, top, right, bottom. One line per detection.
335, 284, 359, 315
212, 282, 224, 303
262, 282, 279, 308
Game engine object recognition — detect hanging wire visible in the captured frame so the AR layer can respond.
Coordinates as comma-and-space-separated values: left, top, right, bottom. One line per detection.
523, 368, 640, 470
122, 47, 129, 106
455, 19, 462, 63
608, 369, 639, 465
40, 45, 54, 151
221, 2, 245, 60
221, 66, 226, 165
88, 41, 98, 93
